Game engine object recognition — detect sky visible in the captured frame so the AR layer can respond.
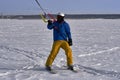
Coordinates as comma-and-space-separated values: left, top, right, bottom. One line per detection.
0, 0, 120, 15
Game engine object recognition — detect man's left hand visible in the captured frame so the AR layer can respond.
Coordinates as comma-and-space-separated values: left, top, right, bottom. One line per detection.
68, 39, 73, 46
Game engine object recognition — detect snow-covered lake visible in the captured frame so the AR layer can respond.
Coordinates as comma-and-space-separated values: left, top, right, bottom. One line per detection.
0, 19, 120, 80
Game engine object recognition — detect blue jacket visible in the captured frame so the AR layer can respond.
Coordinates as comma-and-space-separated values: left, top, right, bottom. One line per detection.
47, 21, 72, 41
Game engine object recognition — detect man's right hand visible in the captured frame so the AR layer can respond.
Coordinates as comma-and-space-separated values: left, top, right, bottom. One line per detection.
48, 20, 52, 25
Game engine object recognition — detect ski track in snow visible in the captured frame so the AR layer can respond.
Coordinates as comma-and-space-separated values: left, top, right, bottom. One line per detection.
0, 45, 45, 62
78, 47, 120, 57
77, 64, 120, 79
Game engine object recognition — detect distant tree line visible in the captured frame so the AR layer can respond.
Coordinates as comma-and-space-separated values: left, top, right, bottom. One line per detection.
0, 14, 120, 19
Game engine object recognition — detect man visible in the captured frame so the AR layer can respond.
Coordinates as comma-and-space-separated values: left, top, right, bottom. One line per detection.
45, 12, 74, 71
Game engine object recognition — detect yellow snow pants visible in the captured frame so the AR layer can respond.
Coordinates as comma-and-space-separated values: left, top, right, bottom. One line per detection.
45, 40, 73, 66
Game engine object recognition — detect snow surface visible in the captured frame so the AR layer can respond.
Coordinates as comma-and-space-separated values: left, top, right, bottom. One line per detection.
0, 19, 120, 80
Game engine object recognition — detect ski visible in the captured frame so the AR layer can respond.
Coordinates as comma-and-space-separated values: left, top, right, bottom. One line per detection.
49, 69, 78, 74
45, 66, 57, 74
63, 68, 79, 73
54, 66, 79, 73
69, 69, 78, 73
46, 69, 57, 74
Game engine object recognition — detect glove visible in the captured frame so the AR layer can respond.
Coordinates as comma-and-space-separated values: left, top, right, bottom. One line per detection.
68, 39, 73, 46
48, 20, 52, 25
